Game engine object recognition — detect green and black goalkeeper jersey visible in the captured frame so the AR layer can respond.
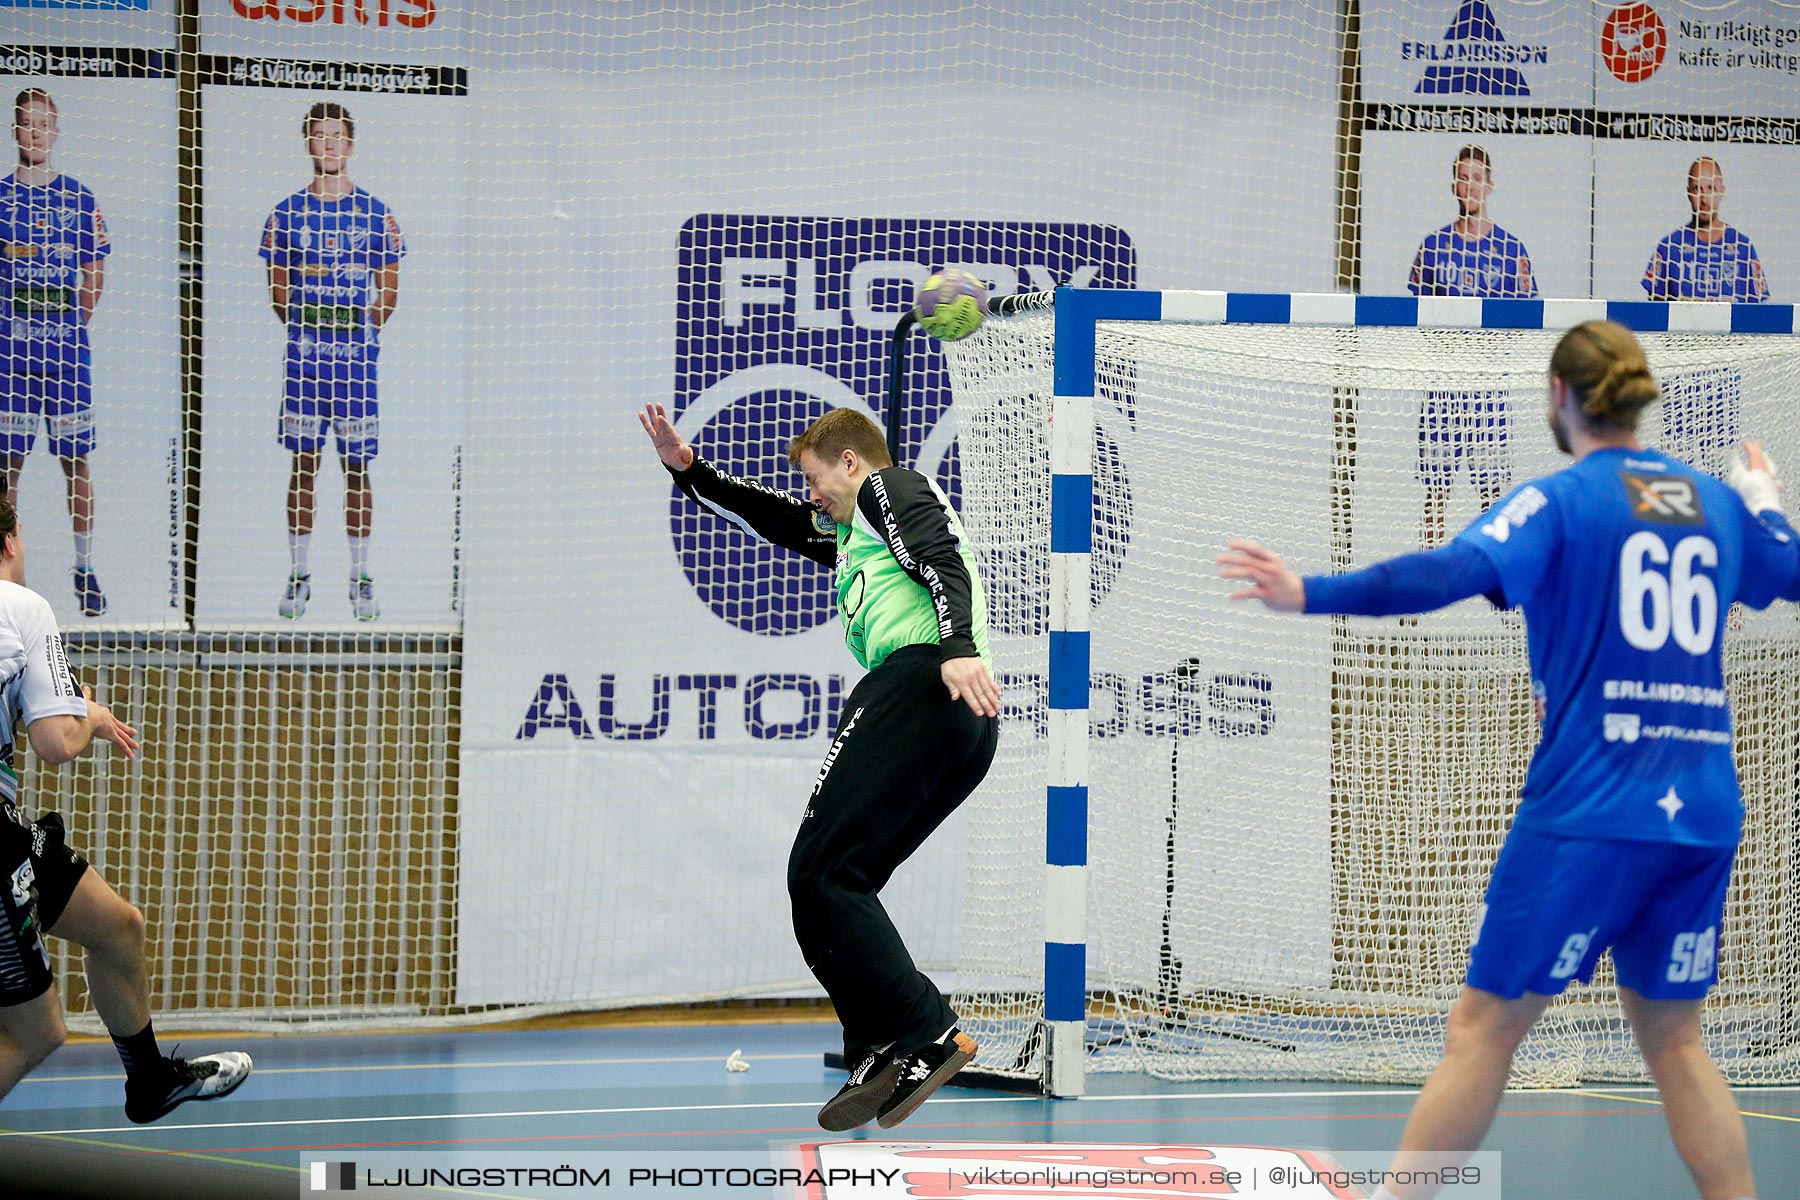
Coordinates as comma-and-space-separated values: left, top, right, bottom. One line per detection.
668, 455, 991, 672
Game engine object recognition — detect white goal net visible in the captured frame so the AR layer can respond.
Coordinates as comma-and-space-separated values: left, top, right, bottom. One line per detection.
948, 303, 1800, 1087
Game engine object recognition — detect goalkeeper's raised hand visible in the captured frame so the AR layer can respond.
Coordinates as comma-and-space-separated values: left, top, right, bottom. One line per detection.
1727, 440, 1782, 517
639, 402, 695, 471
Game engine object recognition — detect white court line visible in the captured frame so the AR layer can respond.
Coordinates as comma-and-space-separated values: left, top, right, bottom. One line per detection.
20, 1052, 823, 1085
1566, 1088, 1800, 1124
0, 1088, 1406, 1138
9, 1082, 1799, 1140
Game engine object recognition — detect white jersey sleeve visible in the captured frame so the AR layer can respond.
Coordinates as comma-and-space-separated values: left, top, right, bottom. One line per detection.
14, 587, 87, 728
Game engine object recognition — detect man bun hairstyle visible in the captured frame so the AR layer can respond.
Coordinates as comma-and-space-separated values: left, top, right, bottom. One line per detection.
303, 100, 355, 142
788, 408, 893, 469
1550, 319, 1659, 433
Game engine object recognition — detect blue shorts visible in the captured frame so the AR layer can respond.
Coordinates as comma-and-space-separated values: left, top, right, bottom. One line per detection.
1417, 390, 1508, 492
0, 370, 95, 459
1467, 826, 1735, 1001
281, 371, 379, 463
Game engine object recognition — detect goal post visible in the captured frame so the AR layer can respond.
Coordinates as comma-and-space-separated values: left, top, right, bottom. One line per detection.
942, 288, 1800, 1098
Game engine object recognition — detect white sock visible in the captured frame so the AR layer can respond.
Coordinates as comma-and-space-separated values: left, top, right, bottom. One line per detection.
289, 532, 311, 577
348, 535, 370, 580
72, 530, 92, 570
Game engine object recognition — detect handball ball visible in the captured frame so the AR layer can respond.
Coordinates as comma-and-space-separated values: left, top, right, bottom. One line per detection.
916, 269, 988, 342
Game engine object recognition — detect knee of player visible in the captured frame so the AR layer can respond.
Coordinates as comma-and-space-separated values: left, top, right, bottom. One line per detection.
790, 861, 885, 911
15, 1004, 68, 1066
1444, 992, 1536, 1058
102, 900, 147, 955
787, 859, 823, 906
120, 901, 146, 945
1626, 1006, 1707, 1061
33, 1021, 67, 1065
788, 852, 867, 906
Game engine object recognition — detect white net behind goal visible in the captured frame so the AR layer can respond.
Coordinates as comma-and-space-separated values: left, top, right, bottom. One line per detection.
949, 308, 1800, 1087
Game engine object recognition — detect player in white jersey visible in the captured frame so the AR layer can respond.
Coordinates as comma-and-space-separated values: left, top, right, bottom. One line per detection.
1221, 322, 1793, 1199
0, 485, 252, 1122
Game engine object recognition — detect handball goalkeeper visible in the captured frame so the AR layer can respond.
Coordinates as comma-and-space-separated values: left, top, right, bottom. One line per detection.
640, 402, 998, 1131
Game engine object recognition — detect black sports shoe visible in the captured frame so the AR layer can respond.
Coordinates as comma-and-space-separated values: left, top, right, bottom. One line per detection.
816, 1045, 902, 1131
124, 1050, 253, 1124
875, 1029, 978, 1128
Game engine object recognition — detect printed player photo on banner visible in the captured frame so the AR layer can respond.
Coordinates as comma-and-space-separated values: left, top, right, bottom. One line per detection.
1593, 141, 1788, 306
197, 85, 464, 629
1594, 141, 1792, 484
0, 73, 180, 629
1355, 129, 1591, 619
1361, 131, 1591, 300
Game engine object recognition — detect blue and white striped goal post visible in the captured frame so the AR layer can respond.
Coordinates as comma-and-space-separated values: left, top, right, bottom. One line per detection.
1027, 287, 1799, 1098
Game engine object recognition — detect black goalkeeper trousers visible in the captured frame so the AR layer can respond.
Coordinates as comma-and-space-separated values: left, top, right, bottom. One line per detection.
787, 643, 999, 1059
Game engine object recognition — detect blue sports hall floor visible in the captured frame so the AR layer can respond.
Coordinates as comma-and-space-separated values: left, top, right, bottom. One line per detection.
2, 1015, 1795, 1199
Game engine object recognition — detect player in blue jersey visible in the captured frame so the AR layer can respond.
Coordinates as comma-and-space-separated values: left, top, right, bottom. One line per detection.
1220, 320, 1793, 1200
1410, 146, 1539, 548
2, 89, 111, 617
262, 101, 405, 621
1409, 146, 1538, 302
1643, 157, 1769, 304
1643, 158, 1768, 478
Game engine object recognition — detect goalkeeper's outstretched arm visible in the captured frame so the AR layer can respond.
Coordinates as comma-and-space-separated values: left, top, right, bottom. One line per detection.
639, 402, 836, 566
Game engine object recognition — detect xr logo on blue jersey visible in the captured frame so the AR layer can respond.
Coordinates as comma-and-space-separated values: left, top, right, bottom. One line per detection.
1620, 472, 1704, 524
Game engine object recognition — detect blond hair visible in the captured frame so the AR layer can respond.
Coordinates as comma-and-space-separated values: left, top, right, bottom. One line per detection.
1549, 320, 1659, 433
787, 408, 892, 468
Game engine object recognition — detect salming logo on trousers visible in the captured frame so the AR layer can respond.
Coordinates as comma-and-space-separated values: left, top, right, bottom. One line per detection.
809, 706, 864, 802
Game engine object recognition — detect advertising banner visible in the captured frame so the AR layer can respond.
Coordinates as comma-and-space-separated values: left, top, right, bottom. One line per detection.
0, 3, 178, 628
193, 12, 465, 627
1363, 1, 1798, 301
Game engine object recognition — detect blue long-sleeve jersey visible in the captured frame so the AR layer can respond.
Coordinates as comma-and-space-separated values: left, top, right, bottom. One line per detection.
1305, 446, 1800, 847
